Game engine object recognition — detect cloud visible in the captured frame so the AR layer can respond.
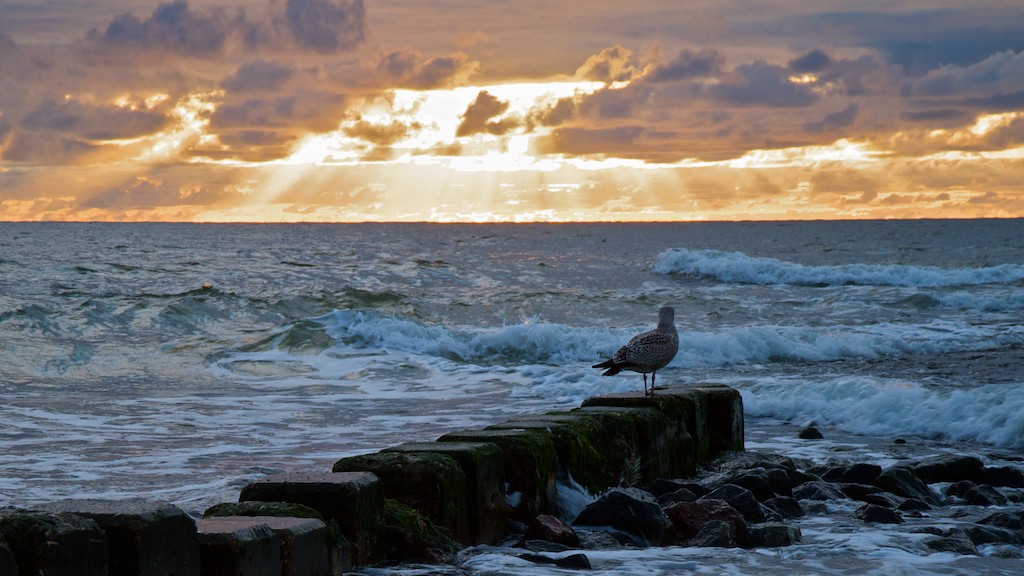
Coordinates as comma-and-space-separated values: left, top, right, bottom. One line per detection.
456, 90, 514, 136
281, 0, 366, 53
789, 49, 831, 73
709, 61, 819, 107
803, 103, 859, 133
377, 49, 479, 89
575, 45, 641, 83
914, 50, 1024, 97
538, 126, 644, 156
88, 0, 236, 56
646, 49, 724, 82
222, 60, 295, 92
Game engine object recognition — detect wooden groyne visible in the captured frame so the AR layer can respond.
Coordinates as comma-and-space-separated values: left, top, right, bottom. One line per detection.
0, 384, 743, 574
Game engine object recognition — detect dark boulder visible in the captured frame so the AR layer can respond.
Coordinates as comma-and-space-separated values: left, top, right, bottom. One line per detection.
944, 481, 1009, 506
862, 491, 905, 509
763, 497, 805, 519
701, 484, 768, 523
874, 467, 942, 506
572, 488, 671, 547
648, 479, 704, 498
664, 499, 747, 544
841, 463, 882, 485
525, 514, 580, 548
656, 487, 698, 508
746, 523, 801, 548
798, 426, 824, 440
716, 469, 775, 502
962, 524, 1022, 546
792, 481, 845, 501
687, 520, 738, 548
852, 504, 903, 524
923, 528, 978, 556
910, 455, 984, 484
978, 510, 1024, 532
840, 483, 883, 502
519, 552, 592, 569
984, 466, 1024, 488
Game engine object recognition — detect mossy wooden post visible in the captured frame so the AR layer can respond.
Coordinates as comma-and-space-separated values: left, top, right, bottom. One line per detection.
437, 428, 557, 522
687, 385, 745, 454
491, 412, 615, 495
332, 452, 472, 547
572, 406, 670, 487
382, 441, 507, 545
582, 391, 700, 478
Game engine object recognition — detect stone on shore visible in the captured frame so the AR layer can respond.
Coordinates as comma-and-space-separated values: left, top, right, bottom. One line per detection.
0, 510, 108, 576
572, 488, 672, 547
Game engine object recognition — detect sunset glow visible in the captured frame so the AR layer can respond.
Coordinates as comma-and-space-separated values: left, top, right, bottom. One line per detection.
2, 1, 1024, 222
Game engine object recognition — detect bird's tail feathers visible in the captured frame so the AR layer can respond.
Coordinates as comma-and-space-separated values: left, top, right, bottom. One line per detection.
592, 359, 624, 376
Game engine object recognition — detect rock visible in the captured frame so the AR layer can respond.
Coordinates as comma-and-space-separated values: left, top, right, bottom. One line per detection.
0, 538, 15, 576
792, 481, 846, 501
897, 498, 932, 512
0, 511, 108, 576
196, 518, 281, 576
984, 466, 1024, 488
798, 426, 824, 440
688, 520, 737, 548
746, 523, 801, 548
910, 455, 985, 484
572, 488, 671, 547
521, 540, 574, 553
923, 528, 979, 556
664, 499, 747, 544
944, 481, 1009, 506
852, 504, 903, 524
717, 470, 776, 502
840, 483, 883, 502
380, 499, 461, 564
701, 484, 767, 523
862, 491, 905, 509
874, 467, 942, 506
648, 479, 702, 498
519, 552, 592, 569
814, 466, 848, 483
526, 514, 580, 548
764, 468, 796, 497
978, 510, 1024, 532
574, 528, 623, 550
763, 497, 805, 519
962, 524, 1022, 546
841, 463, 882, 485
657, 487, 699, 508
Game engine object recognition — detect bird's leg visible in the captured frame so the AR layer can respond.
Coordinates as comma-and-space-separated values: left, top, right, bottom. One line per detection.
650, 371, 656, 396
642, 373, 648, 396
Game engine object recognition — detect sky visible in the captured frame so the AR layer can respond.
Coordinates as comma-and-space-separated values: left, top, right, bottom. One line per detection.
1, 1, 1024, 222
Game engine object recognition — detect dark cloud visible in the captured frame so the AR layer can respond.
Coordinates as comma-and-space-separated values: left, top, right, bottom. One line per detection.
222, 60, 295, 92
210, 90, 347, 134
913, 50, 1024, 97
89, 0, 236, 56
344, 118, 415, 145
789, 49, 831, 73
535, 97, 577, 127
377, 49, 479, 89
575, 45, 640, 83
456, 90, 512, 136
803, 103, 859, 133
709, 61, 819, 107
647, 49, 724, 82
538, 126, 644, 156
281, 0, 366, 54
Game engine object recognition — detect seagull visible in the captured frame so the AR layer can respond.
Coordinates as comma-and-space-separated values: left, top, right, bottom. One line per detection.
593, 306, 679, 396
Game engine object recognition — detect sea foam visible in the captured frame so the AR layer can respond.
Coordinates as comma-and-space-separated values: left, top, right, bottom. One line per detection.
654, 248, 1024, 287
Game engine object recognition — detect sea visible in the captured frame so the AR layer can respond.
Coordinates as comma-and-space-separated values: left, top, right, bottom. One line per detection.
1, 219, 1023, 575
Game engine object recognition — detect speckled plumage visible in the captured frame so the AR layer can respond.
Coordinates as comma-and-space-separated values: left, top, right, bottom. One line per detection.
593, 306, 679, 396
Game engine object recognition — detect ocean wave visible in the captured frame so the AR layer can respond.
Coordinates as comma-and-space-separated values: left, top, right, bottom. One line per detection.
654, 248, 1024, 287
742, 376, 1024, 450
312, 310, 1024, 369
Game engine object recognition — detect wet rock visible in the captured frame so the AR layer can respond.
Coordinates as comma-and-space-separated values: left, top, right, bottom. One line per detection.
923, 528, 978, 556
910, 455, 984, 484
664, 499, 747, 544
852, 504, 903, 524
688, 520, 737, 548
874, 467, 942, 506
945, 481, 1009, 506
0, 510, 109, 576
380, 499, 461, 564
984, 466, 1024, 488
574, 528, 622, 550
978, 510, 1024, 532
792, 481, 845, 501
521, 540, 574, 553
572, 488, 671, 547
962, 523, 1022, 546
746, 523, 801, 548
656, 487, 698, 508
648, 479, 704, 498
798, 426, 824, 440
525, 514, 580, 548
701, 484, 768, 523
841, 483, 883, 502
519, 552, 592, 569
862, 491, 905, 509
764, 468, 795, 497
897, 498, 932, 512
763, 497, 805, 519
842, 463, 882, 485
715, 470, 775, 502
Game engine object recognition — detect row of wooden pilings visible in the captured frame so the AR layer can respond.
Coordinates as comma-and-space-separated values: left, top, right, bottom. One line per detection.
0, 384, 744, 575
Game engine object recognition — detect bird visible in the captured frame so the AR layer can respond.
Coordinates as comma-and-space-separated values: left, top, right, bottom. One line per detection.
593, 306, 679, 396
